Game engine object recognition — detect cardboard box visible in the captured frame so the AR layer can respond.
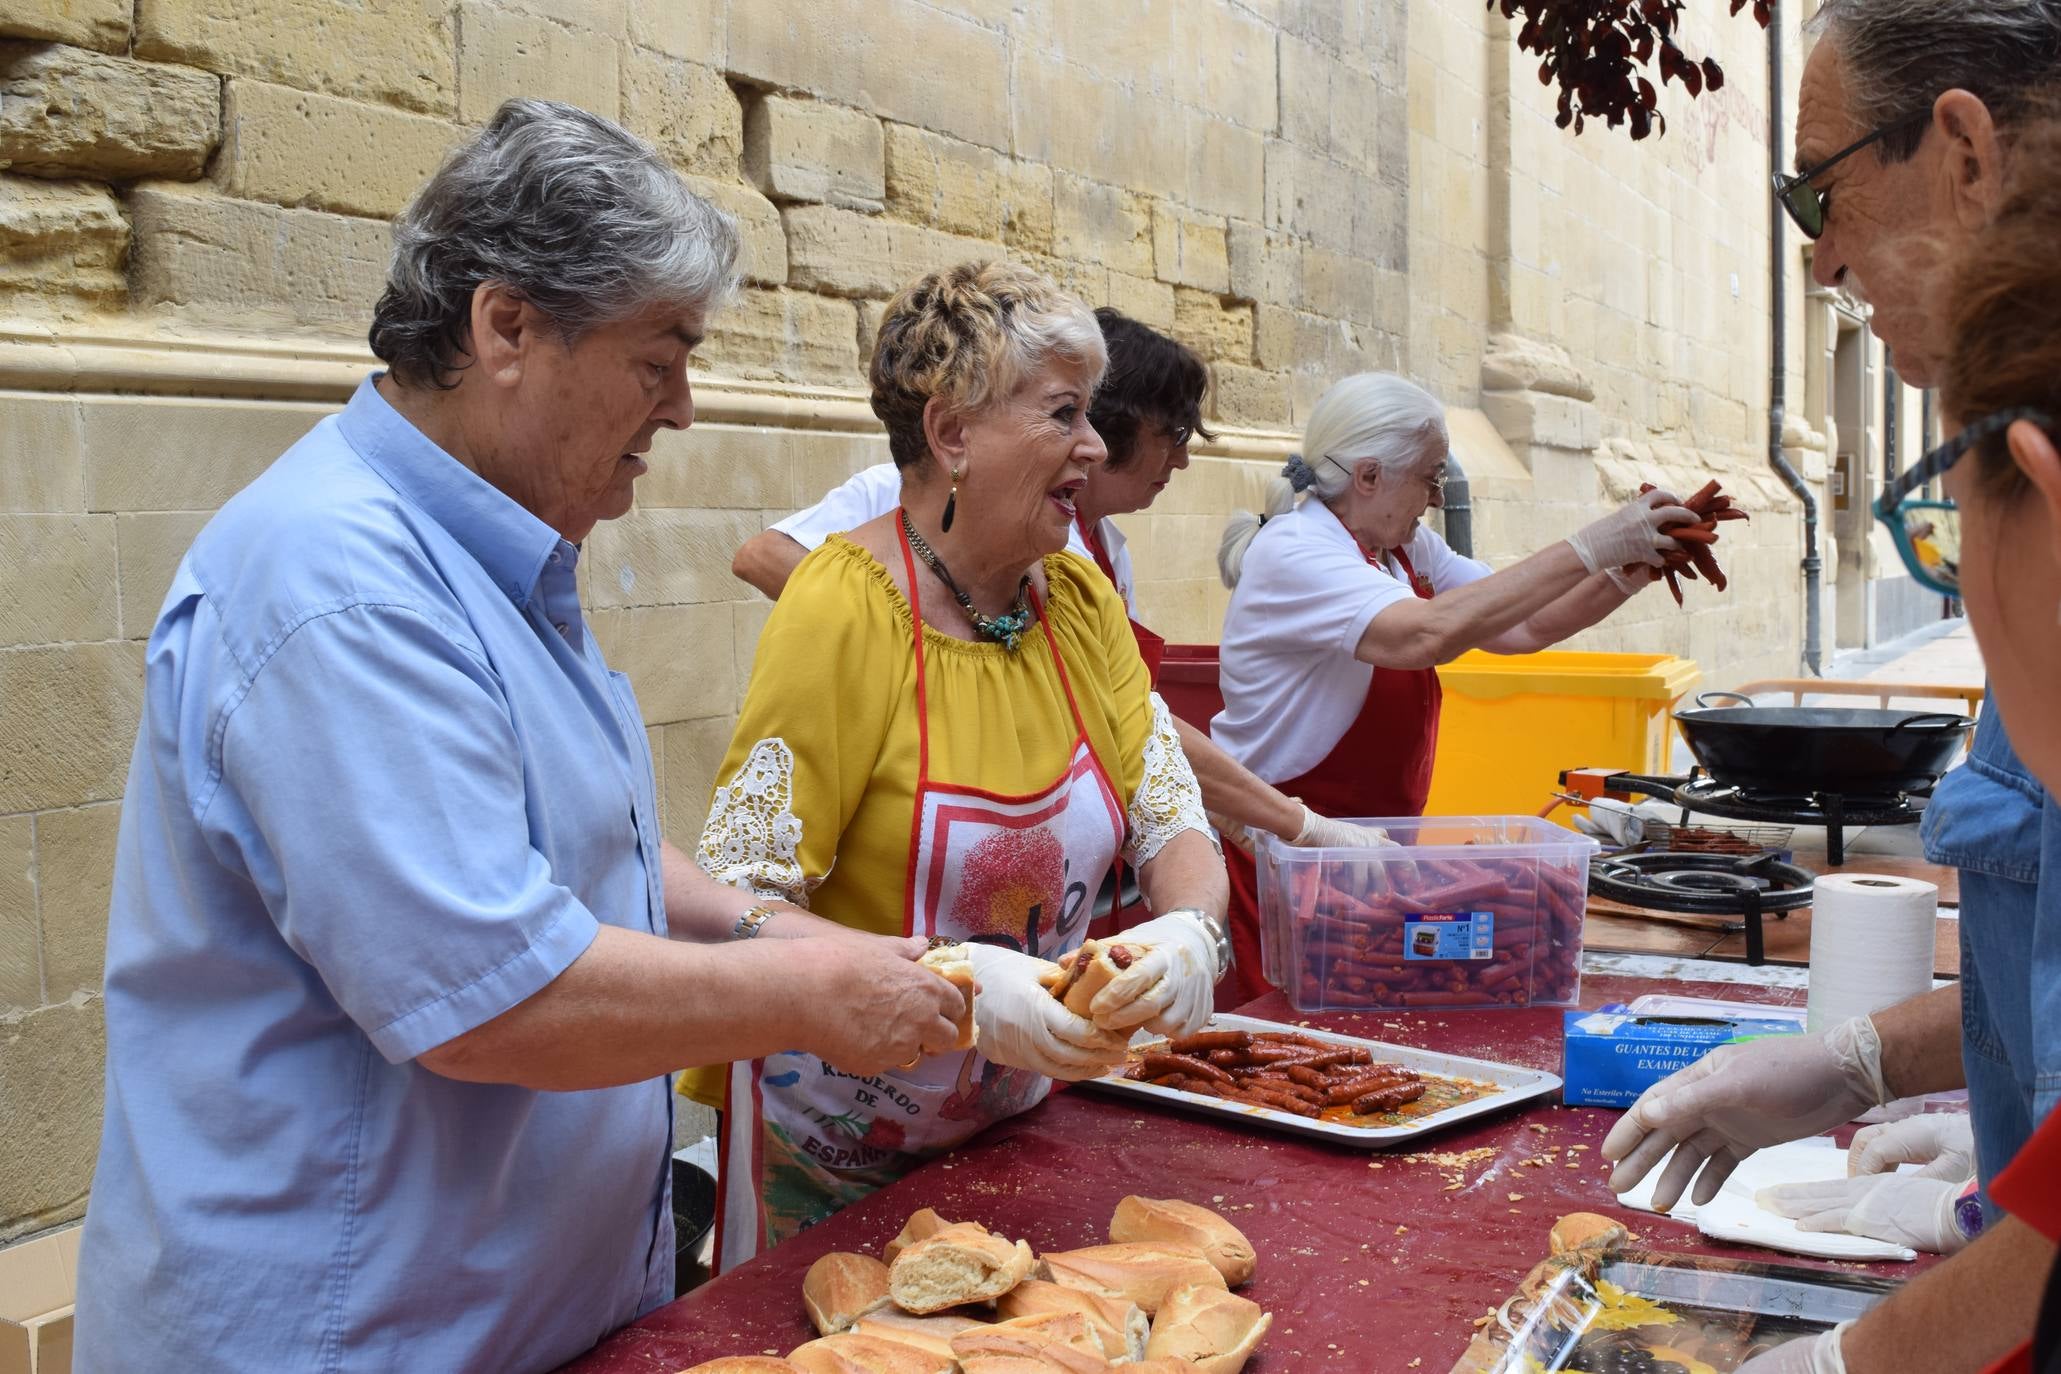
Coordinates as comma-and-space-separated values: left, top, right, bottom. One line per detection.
0, 1224, 80, 1374
1562, 1009, 1802, 1108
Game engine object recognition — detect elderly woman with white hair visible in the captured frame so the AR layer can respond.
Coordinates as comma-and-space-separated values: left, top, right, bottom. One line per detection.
699, 260, 1228, 1267
72, 101, 968, 1372
1209, 372, 1694, 1003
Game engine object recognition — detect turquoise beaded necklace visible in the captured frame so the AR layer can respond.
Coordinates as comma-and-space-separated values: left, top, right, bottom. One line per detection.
900, 509, 1035, 651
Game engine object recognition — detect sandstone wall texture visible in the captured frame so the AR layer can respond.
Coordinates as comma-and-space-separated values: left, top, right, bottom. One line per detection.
2, 0, 1867, 1240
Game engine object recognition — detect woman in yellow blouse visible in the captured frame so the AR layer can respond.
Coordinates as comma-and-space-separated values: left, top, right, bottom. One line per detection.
698, 261, 1230, 1267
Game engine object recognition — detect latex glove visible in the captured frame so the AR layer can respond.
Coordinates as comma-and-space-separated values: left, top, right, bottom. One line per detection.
1603, 1016, 1891, 1212
1849, 1111, 1976, 1181
1603, 563, 1657, 596
1084, 911, 1220, 1038
966, 943, 1129, 1081
1756, 1173, 1969, 1254
1566, 488, 1700, 574
1735, 1323, 1851, 1374
1291, 807, 1394, 849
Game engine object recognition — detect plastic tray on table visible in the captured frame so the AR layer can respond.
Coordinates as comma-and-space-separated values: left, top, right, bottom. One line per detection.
1254, 815, 1598, 1014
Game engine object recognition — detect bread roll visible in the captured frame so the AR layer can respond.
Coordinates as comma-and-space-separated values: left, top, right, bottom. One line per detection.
1041, 938, 1147, 1017
675, 1360, 803, 1373
850, 1309, 988, 1347
786, 1332, 953, 1374
1548, 1211, 1630, 1254
918, 943, 978, 1050
1125, 1361, 1207, 1373
1109, 1196, 1256, 1287
949, 1313, 1111, 1373
802, 1252, 892, 1335
994, 1278, 1146, 1362
888, 1222, 1035, 1314
1141, 1284, 1271, 1374
958, 1359, 1078, 1374
1038, 1242, 1226, 1316
881, 1207, 966, 1266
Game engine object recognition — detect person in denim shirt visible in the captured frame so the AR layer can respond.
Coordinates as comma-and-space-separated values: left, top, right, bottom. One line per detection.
1925, 698, 2057, 1214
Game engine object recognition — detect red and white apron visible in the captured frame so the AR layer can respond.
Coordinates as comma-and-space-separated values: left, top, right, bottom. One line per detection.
1217, 543, 1443, 1009
1075, 513, 1165, 686
715, 521, 1127, 1271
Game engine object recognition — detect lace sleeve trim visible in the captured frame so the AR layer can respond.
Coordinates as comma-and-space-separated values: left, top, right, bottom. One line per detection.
1125, 693, 1216, 867
696, 737, 813, 907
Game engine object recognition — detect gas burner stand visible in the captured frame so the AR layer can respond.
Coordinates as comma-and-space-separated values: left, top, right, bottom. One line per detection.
1589, 851, 1818, 965
1566, 769, 1923, 867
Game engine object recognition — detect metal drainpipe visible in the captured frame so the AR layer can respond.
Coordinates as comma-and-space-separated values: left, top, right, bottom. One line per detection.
1767, 3, 1824, 676
1441, 453, 1473, 558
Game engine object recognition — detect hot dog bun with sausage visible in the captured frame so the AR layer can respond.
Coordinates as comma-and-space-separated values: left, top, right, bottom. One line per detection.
1108, 1196, 1255, 1288
916, 943, 977, 1050
1040, 938, 1147, 1018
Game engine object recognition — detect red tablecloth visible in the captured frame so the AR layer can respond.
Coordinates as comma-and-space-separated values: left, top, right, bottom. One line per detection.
561, 975, 1929, 1373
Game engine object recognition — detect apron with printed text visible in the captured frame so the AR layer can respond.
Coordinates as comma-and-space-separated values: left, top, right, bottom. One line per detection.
715, 520, 1127, 1271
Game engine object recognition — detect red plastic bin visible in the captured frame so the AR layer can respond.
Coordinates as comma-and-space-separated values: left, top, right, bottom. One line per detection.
1157, 643, 1223, 732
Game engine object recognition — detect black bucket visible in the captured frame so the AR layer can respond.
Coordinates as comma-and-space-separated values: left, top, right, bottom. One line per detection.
671, 1154, 718, 1296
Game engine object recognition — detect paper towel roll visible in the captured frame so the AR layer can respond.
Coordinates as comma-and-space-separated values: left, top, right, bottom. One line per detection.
1807, 874, 1938, 1034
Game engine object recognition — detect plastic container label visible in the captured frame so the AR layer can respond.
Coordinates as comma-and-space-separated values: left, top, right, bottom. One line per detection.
1403, 911, 1495, 961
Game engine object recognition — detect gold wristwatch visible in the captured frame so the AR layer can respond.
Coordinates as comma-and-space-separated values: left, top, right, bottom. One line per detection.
730, 904, 776, 940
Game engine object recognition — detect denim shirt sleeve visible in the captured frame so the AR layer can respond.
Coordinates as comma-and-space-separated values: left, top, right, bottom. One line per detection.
207, 599, 601, 1062
2038, 796, 2061, 1125
1923, 697, 2044, 883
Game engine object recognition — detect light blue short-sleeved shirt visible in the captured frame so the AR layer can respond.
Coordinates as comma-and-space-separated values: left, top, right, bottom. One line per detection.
74, 377, 674, 1372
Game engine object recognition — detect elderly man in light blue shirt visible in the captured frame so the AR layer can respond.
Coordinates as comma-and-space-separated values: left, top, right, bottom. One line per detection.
73, 100, 965, 1373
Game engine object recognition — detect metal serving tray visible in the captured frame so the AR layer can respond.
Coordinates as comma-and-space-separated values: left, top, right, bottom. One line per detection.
1076, 1012, 1562, 1148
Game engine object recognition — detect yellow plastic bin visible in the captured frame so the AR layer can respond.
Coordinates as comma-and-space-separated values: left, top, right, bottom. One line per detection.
1423, 651, 1701, 817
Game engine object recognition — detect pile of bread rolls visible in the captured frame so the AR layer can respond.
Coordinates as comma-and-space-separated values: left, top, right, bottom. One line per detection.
678, 1196, 1270, 1374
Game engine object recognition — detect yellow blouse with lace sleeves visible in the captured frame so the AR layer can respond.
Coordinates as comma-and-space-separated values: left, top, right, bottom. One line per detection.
679, 534, 1208, 1108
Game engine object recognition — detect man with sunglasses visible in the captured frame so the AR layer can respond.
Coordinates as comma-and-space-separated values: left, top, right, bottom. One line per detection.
1605, 3, 2061, 1371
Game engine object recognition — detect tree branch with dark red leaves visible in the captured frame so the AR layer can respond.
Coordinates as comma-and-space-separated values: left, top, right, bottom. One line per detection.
1493, 0, 1772, 139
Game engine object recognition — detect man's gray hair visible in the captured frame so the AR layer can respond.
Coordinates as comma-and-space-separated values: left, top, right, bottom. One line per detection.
370, 99, 740, 388
1810, 0, 2061, 160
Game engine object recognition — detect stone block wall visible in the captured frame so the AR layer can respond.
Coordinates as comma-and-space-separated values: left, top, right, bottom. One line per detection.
2, 0, 1822, 1242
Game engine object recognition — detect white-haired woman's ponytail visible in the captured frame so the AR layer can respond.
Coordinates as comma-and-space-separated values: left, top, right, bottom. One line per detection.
1217, 458, 1305, 589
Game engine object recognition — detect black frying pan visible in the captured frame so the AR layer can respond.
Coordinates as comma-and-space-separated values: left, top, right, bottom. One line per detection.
1673, 690, 1973, 796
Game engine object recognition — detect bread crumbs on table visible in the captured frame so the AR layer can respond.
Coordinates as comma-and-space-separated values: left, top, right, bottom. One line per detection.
1394, 1224, 1408, 1235
1507, 1192, 1525, 1201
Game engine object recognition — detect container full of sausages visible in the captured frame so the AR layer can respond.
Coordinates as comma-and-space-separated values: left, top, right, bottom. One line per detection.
1253, 815, 1598, 1014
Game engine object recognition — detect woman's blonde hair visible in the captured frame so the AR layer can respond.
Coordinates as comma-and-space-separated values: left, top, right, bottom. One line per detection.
868, 261, 1107, 472
1218, 373, 1448, 587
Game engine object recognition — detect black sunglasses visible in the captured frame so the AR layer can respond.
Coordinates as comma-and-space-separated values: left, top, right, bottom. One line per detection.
1772, 111, 1929, 239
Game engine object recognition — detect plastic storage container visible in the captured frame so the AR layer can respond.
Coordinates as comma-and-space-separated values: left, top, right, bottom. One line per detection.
1423, 650, 1700, 816
1254, 815, 1598, 1013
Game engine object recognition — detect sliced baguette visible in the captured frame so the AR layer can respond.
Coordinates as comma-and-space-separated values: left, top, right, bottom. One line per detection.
917, 943, 978, 1050
888, 1222, 1035, 1314
993, 1278, 1146, 1362
1037, 1242, 1226, 1316
676, 1360, 804, 1373
786, 1332, 953, 1374
948, 1313, 1111, 1373
1141, 1284, 1271, 1374
1109, 1196, 1256, 1287
881, 1208, 965, 1266
802, 1252, 892, 1336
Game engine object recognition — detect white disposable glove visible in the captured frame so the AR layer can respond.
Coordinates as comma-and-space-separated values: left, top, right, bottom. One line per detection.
1603, 1016, 1891, 1212
965, 943, 1129, 1081
1083, 911, 1220, 1039
1291, 807, 1394, 849
1566, 488, 1700, 574
1734, 1323, 1851, 1374
1848, 1111, 1976, 1181
1602, 563, 1656, 596
1756, 1173, 1969, 1254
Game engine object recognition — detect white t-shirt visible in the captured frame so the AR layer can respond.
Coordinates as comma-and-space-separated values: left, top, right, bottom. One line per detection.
1210, 499, 1490, 783
771, 461, 1136, 613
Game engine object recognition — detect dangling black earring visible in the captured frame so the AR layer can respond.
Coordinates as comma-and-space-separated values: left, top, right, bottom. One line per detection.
941, 463, 962, 532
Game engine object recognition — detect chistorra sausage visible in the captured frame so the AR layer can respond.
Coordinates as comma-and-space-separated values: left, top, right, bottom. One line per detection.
1138, 1052, 1235, 1086
1168, 1029, 1250, 1054
1351, 1081, 1427, 1115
